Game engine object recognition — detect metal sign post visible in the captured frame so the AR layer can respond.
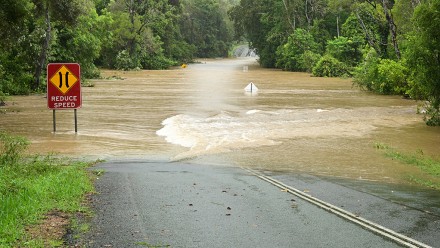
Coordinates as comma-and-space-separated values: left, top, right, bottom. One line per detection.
47, 63, 82, 133
53, 109, 56, 132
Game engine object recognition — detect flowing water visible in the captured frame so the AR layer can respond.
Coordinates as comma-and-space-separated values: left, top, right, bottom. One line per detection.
1, 57, 440, 186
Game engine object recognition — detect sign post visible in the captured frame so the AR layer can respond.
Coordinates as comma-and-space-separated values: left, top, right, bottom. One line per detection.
47, 63, 82, 133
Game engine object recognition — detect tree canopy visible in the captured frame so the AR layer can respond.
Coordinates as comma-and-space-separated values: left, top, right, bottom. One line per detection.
0, 0, 235, 93
230, 0, 440, 125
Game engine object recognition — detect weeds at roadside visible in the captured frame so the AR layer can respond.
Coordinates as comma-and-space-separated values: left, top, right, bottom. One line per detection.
0, 132, 96, 247
374, 142, 440, 190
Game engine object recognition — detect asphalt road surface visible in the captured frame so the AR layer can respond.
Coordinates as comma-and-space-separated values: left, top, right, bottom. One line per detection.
82, 160, 439, 248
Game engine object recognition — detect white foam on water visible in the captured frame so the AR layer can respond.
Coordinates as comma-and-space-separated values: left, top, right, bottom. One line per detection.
156, 107, 414, 160
246, 109, 261, 115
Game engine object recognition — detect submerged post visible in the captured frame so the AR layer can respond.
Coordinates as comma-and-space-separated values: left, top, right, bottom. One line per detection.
74, 109, 78, 133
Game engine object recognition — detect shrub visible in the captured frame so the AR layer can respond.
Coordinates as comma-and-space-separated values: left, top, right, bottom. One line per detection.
312, 55, 351, 77
0, 132, 29, 166
276, 28, 319, 71
300, 51, 321, 73
141, 53, 176, 70
0, 91, 6, 106
115, 50, 139, 71
422, 99, 440, 126
376, 59, 408, 95
326, 36, 362, 66
353, 47, 380, 91
354, 47, 408, 95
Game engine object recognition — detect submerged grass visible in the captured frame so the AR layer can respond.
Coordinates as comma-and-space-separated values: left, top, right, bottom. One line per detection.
0, 132, 95, 247
374, 142, 440, 190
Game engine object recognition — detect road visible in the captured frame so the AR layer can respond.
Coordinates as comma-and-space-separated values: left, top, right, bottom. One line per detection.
81, 160, 438, 248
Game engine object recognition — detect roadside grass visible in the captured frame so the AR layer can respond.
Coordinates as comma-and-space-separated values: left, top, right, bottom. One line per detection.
0, 132, 95, 247
374, 142, 440, 190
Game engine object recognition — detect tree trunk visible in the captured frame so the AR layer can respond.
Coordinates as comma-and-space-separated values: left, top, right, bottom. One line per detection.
33, 3, 51, 90
382, 0, 401, 59
282, 0, 295, 32
128, 0, 136, 56
337, 15, 340, 38
305, 0, 311, 28
355, 11, 380, 54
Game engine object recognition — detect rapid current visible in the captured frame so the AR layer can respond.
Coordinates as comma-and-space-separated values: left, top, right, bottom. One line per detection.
1, 57, 439, 186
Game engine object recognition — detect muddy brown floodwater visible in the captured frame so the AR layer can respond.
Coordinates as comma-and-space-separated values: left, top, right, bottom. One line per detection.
1, 57, 440, 186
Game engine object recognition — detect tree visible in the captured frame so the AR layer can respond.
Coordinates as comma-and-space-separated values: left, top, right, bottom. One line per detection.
347, 2, 388, 58
229, 0, 294, 67
32, 0, 84, 90
51, 5, 109, 78
181, 0, 234, 58
405, 0, 440, 125
0, 0, 34, 94
276, 28, 319, 71
101, 0, 183, 69
326, 36, 362, 66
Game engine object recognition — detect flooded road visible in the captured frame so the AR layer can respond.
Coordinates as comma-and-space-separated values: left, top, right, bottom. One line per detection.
1, 57, 440, 186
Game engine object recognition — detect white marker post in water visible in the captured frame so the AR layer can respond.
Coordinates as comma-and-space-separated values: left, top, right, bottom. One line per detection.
244, 82, 258, 93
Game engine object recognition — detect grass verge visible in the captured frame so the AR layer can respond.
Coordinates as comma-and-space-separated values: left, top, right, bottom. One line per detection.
374, 142, 440, 190
0, 132, 96, 247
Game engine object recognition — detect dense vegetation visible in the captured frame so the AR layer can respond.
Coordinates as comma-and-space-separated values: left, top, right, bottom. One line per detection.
230, 0, 440, 125
0, 0, 236, 93
1, 0, 439, 125
0, 132, 94, 246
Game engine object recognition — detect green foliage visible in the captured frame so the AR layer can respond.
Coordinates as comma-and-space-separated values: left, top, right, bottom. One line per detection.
181, 0, 234, 58
0, 133, 94, 247
229, 0, 290, 68
326, 36, 362, 66
300, 51, 322, 73
97, 0, 190, 70
353, 47, 380, 91
312, 54, 350, 77
404, 0, 440, 126
276, 29, 319, 71
0, 91, 6, 106
51, 7, 105, 78
354, 48, 408, 95
115, 50, 138, 71
393, 0, 418, 36
0, 132, 29, 166
343, 3, 389, 57
423, 104, 440, 127
141, 53, 176, 70
376, 59, 408, 95
168, 41, 197, 63
374, 142, 440, 190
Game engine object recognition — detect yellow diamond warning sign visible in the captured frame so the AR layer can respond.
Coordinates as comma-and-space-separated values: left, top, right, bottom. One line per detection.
47, 63, 81, 109
49, 65, 78, 94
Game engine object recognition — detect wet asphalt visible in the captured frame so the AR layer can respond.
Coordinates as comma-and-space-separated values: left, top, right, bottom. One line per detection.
82, 160, 439, 248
